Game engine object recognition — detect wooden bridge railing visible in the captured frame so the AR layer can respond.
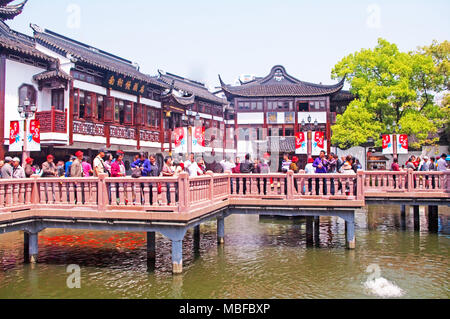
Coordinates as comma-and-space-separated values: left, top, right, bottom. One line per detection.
0, 170, 448, 214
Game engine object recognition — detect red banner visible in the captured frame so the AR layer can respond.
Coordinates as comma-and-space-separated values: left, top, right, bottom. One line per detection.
314, 131, 325, 149
398, 134, 408, 150
29, 120, 40, 144
382, 135, 391, 150
9, 121, 19, 145
193, 127, 205, 147
173, 127, 185, 148
295, 132, 305, 148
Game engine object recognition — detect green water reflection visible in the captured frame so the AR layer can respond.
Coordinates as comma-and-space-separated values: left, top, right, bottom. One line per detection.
0, 205, 448, 299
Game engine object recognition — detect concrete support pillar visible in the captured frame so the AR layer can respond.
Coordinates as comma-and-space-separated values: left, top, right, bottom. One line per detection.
306, 216, 314, 247
413, 206, 420, 231
314, 216, 320, 247
428, 206, 439, 233
24, 232, 30, 263
217, 217, 225, 245
193, 225, 201, 251
345, 216, 356, 250
146, 232, 156, 271
28, 232, 39, 263
172, 240, 183, 274
400, 205, 406, 230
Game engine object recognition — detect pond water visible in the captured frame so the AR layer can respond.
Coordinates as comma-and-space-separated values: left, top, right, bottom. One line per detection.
0, 205, 448, 299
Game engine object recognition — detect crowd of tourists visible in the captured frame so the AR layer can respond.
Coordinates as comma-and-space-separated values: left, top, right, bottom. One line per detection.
0, 150, 448, 181
391, 154, 448, 172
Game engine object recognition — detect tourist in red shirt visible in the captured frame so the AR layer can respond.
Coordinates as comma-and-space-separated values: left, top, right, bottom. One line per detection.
391, 158, 400, 171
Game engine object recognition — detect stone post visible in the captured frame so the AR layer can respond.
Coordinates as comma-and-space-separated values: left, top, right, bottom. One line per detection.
147, 232, 156, 271
306, 216, 314, 247
345, 218, 356, 250
413, 205, 420, 231
193, 225, 201, 252
30, 175, 40, 207
286, 170, 294, 199
357, 171, 365, 201
178, 172, 190, 213
217, 216, 225, 245
400, 205, 406, 230
428, 205, 438, 233
172, 240, 183, 274
97, 173, 108, 213
28, 232, 39, 263
314, 216, 320, 247
207, 171, 214, 201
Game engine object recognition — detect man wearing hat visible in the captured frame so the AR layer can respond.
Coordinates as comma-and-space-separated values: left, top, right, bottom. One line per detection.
25, 157, 35, 177
1, 156, 13, 179
42, 155, 58, 178
70, 151, 84, 178
12, 157, 25, 179
93, 148, 106, 177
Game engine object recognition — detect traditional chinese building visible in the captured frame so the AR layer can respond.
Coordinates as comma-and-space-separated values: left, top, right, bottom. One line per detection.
28, 23, 173, 164
220, 65, 353, 167
0, 1, 63, 159
157, 71, 233, 157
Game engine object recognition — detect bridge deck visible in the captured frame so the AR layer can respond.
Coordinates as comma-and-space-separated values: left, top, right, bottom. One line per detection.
0, 170, 447, 273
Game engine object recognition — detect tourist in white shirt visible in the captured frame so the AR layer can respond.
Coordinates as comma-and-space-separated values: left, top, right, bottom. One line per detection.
187, 158, 203, 177
220, 157, 236, 173
436, 154, 448, 171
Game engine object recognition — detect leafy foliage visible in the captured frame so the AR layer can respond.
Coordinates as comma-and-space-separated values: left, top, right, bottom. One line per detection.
331, 38, 448, 149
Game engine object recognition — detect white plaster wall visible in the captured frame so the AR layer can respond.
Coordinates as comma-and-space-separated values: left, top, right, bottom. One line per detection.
140, 97, 161, 109
110, 137, 137, 147
237, 112, 264, 125
110, 90, 138, 103
198, 112, 212, 120
73, 80, 107, 96
298, 112, 327, 124
39, 88, 52, 111
4, 59, 46, 139
35, 43, 73, 75
73, 134, 106, 144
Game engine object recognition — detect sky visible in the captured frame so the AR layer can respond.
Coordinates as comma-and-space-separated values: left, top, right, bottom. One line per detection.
8, 0, 450, 89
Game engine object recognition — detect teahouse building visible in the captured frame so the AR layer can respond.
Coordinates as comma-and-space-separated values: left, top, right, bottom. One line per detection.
220, 65, 353, 167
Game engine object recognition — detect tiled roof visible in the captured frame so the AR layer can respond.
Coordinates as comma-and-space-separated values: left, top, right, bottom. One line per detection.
31, 24, 167, 89
0, 0, 27, 20
158, 71, 227, 105
0, 20, 55, 62
220, 65, 346, 98
172, 94, 195, 106
331, 90, 354, 102
33, 68, 72, 82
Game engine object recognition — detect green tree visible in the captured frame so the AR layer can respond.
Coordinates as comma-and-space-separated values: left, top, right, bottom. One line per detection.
331, 38, 447, 149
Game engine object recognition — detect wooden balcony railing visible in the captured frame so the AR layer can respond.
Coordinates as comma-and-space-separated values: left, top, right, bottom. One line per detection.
35, 107, 67, 133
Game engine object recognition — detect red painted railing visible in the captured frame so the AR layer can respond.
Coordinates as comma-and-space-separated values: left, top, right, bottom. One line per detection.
0, 170, 448, 214
35, 107, 67, 133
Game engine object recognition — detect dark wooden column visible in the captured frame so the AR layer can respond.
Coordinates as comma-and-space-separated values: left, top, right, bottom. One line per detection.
0, 54, 6, 159
105, 88, 111, 148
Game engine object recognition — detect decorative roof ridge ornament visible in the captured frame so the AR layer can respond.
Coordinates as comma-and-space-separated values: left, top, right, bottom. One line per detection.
0, 0, 27, 21
30, 23, 44, 33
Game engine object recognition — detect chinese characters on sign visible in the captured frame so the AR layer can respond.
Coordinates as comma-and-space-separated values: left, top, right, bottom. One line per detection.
105, 73, 146, 96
